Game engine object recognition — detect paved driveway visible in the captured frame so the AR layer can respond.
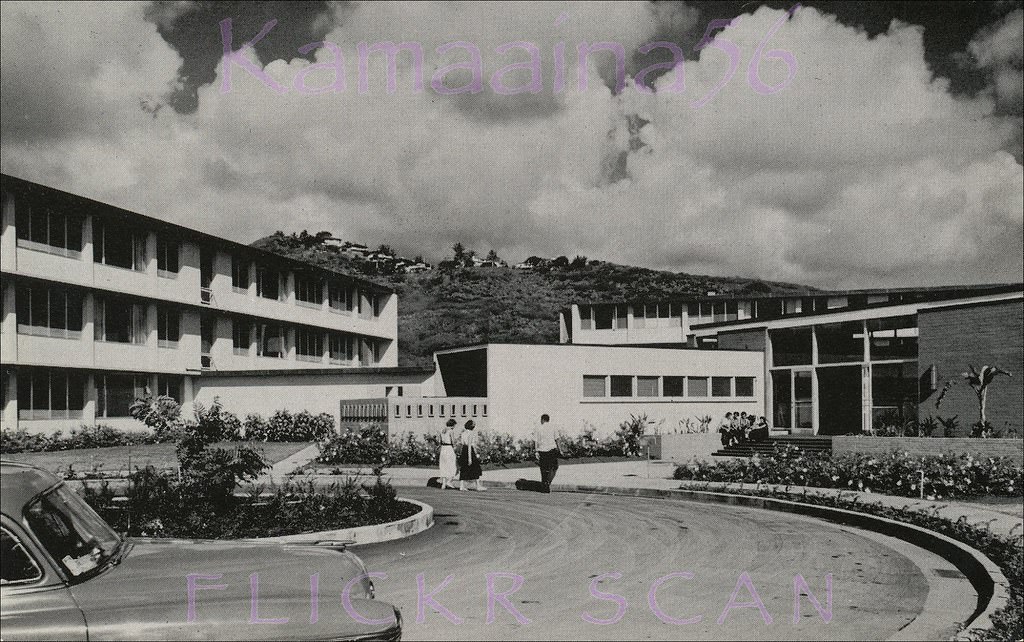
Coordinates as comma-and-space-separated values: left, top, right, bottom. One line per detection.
356, 487, 975, 640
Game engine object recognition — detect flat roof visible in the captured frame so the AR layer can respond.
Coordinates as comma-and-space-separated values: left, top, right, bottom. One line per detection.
563, 283, 1024, 315
432, 341, 749, 355
1, 173, 393, 295
201, 366, 435, 377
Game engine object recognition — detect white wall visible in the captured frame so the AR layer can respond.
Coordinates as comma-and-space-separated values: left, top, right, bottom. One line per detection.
483, 344, 764, 438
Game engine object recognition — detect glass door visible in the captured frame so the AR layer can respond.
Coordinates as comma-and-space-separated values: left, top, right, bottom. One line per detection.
793, 369, 814, 434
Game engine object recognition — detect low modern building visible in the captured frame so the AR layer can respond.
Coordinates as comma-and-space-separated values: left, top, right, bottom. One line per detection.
0, 174, 432, 433
346, 343, 764, 440
560, 285, 1024, 437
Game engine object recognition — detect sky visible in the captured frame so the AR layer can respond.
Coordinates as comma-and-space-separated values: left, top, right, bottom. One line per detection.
1, 1, 1022, 289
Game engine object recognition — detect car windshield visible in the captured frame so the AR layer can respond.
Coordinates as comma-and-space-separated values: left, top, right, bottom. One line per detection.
25, 484, 122, 581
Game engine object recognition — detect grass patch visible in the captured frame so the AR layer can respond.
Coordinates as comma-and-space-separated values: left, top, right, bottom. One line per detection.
3, 442, 313, 477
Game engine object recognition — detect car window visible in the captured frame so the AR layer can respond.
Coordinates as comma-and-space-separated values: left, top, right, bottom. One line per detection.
1, 527, 43, 585
24, 485, 121, 581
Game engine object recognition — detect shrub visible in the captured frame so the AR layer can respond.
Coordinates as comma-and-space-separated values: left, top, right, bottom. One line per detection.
318, 425, 390, 466
673, 445, 1022, 499
129, 394, 185, 442
243, 410, 335, 442
614, 414, 648, 457
1, 425, 153, 454
191, 399, 242, 442
83, 470, 414, 539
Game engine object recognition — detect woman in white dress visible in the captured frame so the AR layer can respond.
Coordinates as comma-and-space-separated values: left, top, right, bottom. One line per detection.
438, 419, 458, 489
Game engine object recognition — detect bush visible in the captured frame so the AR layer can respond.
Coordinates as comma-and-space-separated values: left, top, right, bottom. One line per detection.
83, 470, 415, 539
673, 444, 1022, 499
318, 425, 390, 466
1, 425, 154, 454
615, 414, 648, 457
245, 409, 335, 442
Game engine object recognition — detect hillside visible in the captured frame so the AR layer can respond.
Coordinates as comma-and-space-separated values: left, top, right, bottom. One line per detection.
251, 232, 814, 367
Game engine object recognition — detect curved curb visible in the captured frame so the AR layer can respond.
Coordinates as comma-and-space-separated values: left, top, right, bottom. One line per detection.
252, 498, 434, 546
537, 483, 1010, 641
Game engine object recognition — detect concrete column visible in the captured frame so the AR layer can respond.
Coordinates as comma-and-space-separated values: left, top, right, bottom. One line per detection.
82, 214, 95, 278
1, 280, 17, 363
763, 328, 773, 430
182, 375, 195, 406
247, 261, 257, 300
285, 271, 295, 305
322, 330, 330, 365
84, 373, 97, 425
82, 292, 95, 360
146, 302, 158, 350
146, 231, 158, 281
286, 326, 296, 361
2, 370, 18, 430
0, 190, 16, 273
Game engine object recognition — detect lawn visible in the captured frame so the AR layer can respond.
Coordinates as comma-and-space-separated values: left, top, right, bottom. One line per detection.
2, 442, 313, 477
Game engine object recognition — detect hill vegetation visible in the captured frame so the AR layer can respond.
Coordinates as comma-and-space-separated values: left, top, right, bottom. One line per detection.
252, 231, 814, 367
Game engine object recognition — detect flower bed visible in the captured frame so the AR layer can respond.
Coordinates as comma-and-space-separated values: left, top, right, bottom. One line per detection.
316, 421, 645, 468
673, 444, 1022, 499
82, 472, 418, 539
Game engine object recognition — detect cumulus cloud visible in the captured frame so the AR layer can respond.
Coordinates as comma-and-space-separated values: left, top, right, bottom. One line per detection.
0, 2, 1021, 290
968, 8, 1023, 111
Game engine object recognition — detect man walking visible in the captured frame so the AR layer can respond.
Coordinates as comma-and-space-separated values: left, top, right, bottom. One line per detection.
534, 414, 561, 493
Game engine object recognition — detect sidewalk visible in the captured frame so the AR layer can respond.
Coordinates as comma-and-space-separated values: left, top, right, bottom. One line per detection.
288, 458, 1024, 539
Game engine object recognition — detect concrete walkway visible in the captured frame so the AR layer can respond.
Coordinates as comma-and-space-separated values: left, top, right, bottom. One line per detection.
288, 458, 1024, 539
258, 443, 321, 484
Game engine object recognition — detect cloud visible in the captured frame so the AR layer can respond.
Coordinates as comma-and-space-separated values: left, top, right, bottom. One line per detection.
0, 2, 1021, 290
968, 8, 1023, 111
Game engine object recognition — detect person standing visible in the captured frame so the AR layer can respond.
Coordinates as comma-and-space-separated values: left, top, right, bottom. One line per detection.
534, 414, 561, 493
458, 420, 485, 491
438, 419, 458, 489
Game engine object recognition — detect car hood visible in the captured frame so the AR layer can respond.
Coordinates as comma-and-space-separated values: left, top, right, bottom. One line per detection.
69, 538, 398, 641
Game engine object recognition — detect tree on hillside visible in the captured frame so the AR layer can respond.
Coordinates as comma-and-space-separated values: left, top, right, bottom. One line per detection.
551, 255, 570, 269
570, 255, 588, 270
486, 249, 501, 262
377, 244, 395, 256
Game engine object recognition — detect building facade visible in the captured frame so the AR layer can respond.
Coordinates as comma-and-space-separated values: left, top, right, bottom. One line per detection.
1, 174, 407, 433
560, 286, 1024, 437
358, 343, 764, 439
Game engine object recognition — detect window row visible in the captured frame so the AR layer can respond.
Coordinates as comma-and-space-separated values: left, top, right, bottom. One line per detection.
770, 317, 918, 367
229, 320, 381, 365
579, 303, 684, 331
582, 375, 756, 399
16, 371, 182, 419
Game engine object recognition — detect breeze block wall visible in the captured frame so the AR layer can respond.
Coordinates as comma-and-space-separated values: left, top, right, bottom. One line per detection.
832, 436, 1024, 465
917, 299, 1024, 437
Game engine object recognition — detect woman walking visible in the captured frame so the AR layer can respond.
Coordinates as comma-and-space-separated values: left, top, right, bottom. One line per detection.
458, 420, 485, 491
438, 419, 458, 489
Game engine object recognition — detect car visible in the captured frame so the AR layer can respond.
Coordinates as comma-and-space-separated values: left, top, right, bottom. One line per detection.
0, 461, 401, 641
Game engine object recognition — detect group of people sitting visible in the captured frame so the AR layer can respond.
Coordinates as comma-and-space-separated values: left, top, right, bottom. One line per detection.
718, 411, 769, 447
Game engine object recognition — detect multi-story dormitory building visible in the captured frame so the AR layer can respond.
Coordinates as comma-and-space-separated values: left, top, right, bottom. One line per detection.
1, 174, 435, 433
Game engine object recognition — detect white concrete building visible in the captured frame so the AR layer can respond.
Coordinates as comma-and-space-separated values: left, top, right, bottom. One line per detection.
365, 343, 764, 440
0, 174, 431, 433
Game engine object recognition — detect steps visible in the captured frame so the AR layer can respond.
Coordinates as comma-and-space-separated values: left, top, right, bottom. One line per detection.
712, 436, 833, 458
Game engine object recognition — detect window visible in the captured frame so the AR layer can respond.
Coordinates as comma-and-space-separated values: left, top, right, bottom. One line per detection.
24, 485, 120, 581
257, 323, 286, 358
637, 376, 659, 397
735, 377, 755, 397
233, 320, 251, 355
328, 282, 353, 312
157, 307, 180, 346
783, 298, 802, 315
610, 375, 632, 397
817, 321, 864, 364
94, 297, 147, 344
17, 370, 86, 419
869, 316, 918, 361
330, 333, 355, 363
358, 338, 378, 366
688, 376, 709, 397
663, 376, 685, 397
296, 328, 323, 361
256, 266, 281, 300
614, 305, 628, 330
16, 284, 83, 337
94, 219, 146, 271
579, 305, 593, 330
156, 236, 179, 275
231, 256, 250, 291
583, 375, 606, 397
770, 328, 812, 367
594, 306, 613, 330
1, 528, 43, 585
659, 303, 683, 327
295, 274, 322, 306
711, 377, 732, 397
97, 374, 148, 417
156, 376, 181, 401
372, 294, 384, 317
15, 203, 83, 255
